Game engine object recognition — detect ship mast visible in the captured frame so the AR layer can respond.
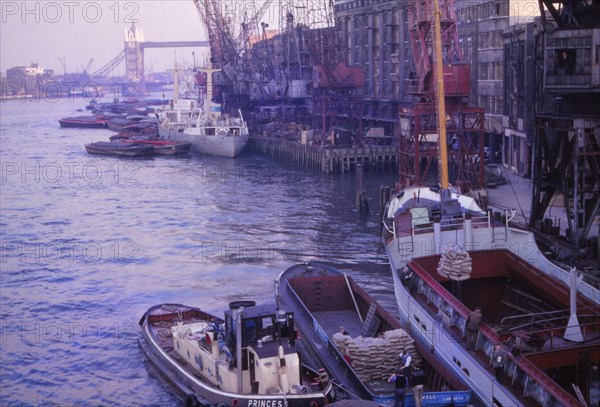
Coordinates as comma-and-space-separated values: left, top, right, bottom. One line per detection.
433, 0, 448, 190
401, 0, 485, 192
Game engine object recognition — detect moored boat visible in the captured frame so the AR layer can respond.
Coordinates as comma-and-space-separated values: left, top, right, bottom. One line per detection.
120, 139, 191, 155
158, 68, 249, 158
84, 141, 153, 157
106, 116, 133, 132
380, 1, 600, 405
138, 302, 337, 407
156, 98, 201, 136
385, 247, 600, 406
109, 122, 159, 141
168, 112, 249, 158
59, 115, 108, 128
277, 262, 472, 406
91, 97, 167, 116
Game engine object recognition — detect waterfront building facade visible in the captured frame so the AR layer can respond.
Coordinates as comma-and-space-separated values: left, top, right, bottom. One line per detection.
3, 63, 54, 97
456, 0, 509, 164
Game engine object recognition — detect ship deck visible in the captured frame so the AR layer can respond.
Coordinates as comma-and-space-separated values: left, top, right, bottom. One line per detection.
143, 305, 322, 394
405, 250, 600, 406
283, 264, 471, 402
386, 205, 496, 243
311, 309, 397, 395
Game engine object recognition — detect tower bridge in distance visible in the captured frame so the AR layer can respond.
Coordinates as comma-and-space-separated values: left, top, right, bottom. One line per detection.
123, 23, 208, 93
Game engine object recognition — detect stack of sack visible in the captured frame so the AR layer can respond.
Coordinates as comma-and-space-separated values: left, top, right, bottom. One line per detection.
437, 247, 472, 281
331, 328, 422, 382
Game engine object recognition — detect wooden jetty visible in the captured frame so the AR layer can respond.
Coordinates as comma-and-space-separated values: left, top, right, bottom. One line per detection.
248, 136, 398, 174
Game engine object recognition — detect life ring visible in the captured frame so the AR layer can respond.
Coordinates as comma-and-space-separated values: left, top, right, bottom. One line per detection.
310, 401, 318, 407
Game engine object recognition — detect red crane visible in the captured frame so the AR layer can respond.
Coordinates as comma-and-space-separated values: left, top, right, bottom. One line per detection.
399, 0, 486, 193
192, 0, 238, 71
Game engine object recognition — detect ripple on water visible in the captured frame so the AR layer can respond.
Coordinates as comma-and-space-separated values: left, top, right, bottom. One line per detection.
0, 98, 398, 405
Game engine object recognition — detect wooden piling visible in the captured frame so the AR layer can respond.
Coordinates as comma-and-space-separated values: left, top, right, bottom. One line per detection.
247, 137, 398, 174
356, 164, 369, 214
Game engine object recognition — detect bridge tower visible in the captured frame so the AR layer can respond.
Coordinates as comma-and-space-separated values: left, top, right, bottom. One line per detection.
124, 22, 145, 94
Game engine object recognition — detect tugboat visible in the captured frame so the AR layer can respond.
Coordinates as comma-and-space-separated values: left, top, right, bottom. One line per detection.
139, 301, 337, 407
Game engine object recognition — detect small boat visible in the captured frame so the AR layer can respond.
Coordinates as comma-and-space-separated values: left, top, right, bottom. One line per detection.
106, 116, 134, 132
59, 115, 108, 128
84, 141, 153, 157
120, 139, 191, 155
109, 122, 159, 141
277, 262, 472, 406
138, 302, 337, 407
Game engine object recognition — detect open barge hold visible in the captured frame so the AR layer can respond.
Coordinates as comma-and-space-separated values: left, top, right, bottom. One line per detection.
277, 262, 472, 406
403, 249, 600, 406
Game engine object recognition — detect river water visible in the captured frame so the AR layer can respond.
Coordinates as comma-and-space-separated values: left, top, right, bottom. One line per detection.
0, 96, 397, 406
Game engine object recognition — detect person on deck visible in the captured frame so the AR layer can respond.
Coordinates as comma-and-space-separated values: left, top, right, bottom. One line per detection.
410, 364, 426, 407
492, 344, 506, 383
400, 266, 415, 292
388, 369, 409, 407
466, 306, 482, 350
342, 348, 353, 366
398, 349, 412, 375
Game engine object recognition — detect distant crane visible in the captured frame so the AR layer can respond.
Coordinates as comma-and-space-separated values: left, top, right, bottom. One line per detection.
146, 59, 156, 77
90, 50, 125, 78
81, 58, 94, 76
58, 56, 67, 75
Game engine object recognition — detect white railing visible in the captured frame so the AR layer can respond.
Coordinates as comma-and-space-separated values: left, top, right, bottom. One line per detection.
382, 218, 396, 238
439, 216, 464, 231
471, 212, 491, 228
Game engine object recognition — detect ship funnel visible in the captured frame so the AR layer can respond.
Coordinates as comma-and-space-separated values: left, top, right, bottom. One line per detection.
276, 310, 287, 323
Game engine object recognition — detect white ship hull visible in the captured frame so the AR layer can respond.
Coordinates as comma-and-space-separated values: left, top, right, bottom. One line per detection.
160, 126, 249, 158
155, 69, 250, 158
383, 187, 599, 302
175, 132, 248, 158
382, 186, 600, 406
387, 247, 521, 405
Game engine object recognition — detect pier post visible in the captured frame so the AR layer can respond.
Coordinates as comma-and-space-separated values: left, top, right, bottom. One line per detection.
356, 164, 369, 214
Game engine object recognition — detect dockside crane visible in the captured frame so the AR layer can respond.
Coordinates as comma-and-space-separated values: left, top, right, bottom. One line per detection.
237, 0, 277, 99
237, 0, 274, 52
192, 0, 238, 77
192, 0, 280, 107
530, 0, 600, 251
399, 0, 486, 193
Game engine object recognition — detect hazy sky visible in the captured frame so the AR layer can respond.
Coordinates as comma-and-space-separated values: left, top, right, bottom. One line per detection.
1, 0, 541, 76
0, 1, 211, 75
